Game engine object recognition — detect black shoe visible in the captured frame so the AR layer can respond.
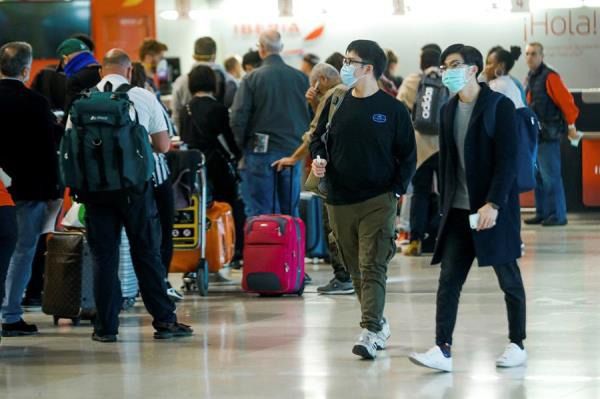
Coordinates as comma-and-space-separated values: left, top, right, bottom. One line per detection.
542, 217, 568, 227
304, 273, 313, 285
1, 319, 39, 337
153, 321, 194, 340
21, 297, 42, 311
524, 216, 544, 225
92, 332, 117, 343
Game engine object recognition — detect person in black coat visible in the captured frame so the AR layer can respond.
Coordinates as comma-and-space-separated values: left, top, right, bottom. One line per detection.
0, 42, 60, 336
409, 44, 527, 372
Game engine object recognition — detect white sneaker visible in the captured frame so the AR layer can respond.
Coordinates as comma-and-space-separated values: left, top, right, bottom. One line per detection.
496, 343, 527, 368
352, 329, 379, 360
166, 287, 184, 302
409, 346, 453, 372
375, 318, 391, 350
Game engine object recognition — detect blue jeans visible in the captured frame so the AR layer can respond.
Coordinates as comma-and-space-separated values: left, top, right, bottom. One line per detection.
534, 141, 567, 222
241, 150, 302, 218
2, 201, 47, 324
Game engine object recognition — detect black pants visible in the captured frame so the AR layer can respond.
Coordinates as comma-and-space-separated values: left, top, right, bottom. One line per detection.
435, 209, 526, 346
154, 179, 174, 277
410, 153, 440, 243
85, 186, 176, 335
0, 206, 17, 310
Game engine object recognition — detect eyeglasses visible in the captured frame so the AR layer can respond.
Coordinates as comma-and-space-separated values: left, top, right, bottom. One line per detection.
342, 57, 371, 67
439, 62, 468, 72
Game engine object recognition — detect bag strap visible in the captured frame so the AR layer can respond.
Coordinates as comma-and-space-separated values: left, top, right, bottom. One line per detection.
326, 88, 348, 130
115, 83, 133, 93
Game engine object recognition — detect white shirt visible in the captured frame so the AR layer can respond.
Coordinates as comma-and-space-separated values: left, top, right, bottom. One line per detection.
488, 75, 526, 109
95, 74, 168, 134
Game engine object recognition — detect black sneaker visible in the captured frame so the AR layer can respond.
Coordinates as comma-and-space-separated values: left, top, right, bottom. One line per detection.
153, 321, 194, 340
524, 216, 544, 225
21, 297, 42, 312
92, 332, 117, 343
304, 273, 313, 285
1, 319, 39, 337
317, 278, 355, 295
542, 217, 568, 227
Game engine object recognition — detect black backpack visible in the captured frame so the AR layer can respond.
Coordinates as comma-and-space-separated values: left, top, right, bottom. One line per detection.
412, 71, 449, 136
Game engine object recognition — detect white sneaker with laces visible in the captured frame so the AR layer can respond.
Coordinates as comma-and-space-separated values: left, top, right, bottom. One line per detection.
352, 329, 379, 360
496, 343, 527, 368
409, 346, 453, 372
375, 318, 391, 350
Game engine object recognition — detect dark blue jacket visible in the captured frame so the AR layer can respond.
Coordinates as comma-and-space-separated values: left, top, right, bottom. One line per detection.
432, 83, 521, 267
230, 54, 310, 154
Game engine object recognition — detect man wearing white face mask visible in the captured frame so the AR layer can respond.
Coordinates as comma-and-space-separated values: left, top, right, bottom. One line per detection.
310, 40, 416, 360
409, 44, 527, 372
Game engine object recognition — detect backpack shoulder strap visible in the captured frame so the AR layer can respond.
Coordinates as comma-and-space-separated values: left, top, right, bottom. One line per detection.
115, 83, 133, 93
326, 87, 348, 129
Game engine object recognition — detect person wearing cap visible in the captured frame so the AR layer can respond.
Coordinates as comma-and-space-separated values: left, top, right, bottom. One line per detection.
170, 36, 238, 133
300, 53, 320, 77
57, 38, 101, 115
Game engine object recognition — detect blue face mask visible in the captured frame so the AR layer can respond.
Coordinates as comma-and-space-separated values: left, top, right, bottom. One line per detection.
442, 67, 469, 93
340, 64, 359, 87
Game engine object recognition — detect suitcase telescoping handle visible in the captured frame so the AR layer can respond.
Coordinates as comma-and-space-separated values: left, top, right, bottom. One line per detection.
272, 165, 295, 215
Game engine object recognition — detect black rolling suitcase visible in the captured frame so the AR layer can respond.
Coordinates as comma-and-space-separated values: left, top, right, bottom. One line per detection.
42, 231, 96, 325
299, 192, 328, 260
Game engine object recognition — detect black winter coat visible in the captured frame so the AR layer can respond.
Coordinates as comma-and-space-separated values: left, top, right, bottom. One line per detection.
432, 84, 521, 267
0, 79, 60, 201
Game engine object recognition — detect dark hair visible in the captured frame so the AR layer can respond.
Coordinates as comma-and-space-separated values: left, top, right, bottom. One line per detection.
242, 50, 261, 69
325, 51, 344, 72
303, 53, 320, 67
0, 41, 32, 77
420, 49, 441, 71
71, 33, 95, 52
440, 44, 483, 76
131, 62, 147, 88
488, 46, 521, 74
194, 37, 217, 57
188, 65, 216, 94
346, 40, 387, 79
139, 38, 168, 61
421, 43, 442, 53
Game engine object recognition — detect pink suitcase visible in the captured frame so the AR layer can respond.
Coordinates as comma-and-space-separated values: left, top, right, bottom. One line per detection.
242, 215, 305, 296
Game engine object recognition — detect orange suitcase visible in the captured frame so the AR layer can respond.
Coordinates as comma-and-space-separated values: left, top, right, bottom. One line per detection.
205, 201, 235, 273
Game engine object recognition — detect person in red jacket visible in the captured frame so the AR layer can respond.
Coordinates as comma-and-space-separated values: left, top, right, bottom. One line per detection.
524, 42, 580, 226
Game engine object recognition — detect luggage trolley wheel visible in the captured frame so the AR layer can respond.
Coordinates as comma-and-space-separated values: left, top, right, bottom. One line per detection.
196, 259, 209, 297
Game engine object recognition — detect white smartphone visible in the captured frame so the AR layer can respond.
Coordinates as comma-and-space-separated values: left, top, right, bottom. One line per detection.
469, 213, 480, 230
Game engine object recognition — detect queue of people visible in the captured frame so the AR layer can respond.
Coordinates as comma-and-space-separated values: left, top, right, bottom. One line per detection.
0, 29, 581, 372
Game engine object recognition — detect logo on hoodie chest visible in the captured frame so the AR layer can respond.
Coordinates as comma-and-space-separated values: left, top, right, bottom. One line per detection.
372, 113, 387, 124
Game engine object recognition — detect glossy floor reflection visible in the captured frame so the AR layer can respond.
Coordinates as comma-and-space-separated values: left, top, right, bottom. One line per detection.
2, 215, 600, 398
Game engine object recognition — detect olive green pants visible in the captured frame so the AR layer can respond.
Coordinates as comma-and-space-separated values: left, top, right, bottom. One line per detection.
327, 192, 397, 332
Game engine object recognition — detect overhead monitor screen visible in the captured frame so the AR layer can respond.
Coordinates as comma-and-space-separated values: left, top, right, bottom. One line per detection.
0, 1, 91, 59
